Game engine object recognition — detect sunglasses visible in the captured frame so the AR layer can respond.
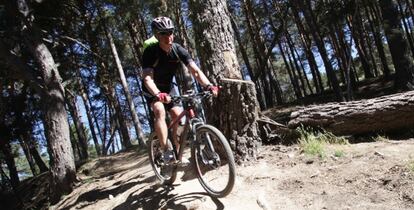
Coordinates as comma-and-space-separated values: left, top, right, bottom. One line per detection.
158, 31, 174, 36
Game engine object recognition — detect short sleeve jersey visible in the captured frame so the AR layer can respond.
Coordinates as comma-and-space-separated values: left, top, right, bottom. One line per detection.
142, 43, 192, 93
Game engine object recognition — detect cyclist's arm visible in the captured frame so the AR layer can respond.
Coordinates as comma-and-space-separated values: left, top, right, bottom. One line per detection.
142, 45, 162, 96
187, 61, 212, 88
142, 68, 161, 96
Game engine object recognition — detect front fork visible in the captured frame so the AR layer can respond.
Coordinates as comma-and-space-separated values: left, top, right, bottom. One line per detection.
189, 119, 220, 166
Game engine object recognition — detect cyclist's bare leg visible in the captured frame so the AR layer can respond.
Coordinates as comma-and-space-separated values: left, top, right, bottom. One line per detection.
169, 106, 182, 152
152, 101, 169, 151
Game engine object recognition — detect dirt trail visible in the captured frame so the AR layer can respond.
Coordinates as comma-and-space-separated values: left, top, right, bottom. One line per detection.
51, 139, 414, 210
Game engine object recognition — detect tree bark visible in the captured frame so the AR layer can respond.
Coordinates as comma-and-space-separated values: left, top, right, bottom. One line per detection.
103, 85, 132, 149
14, 0, 76, 201
365, 2, 391, 77
379, 0, 414, 90
228, 10, 254, 81
291, 4, 323, 93
29, 140, 48, 173
189, 0, 262, 161
295, 0, 344, 101
66, 92, 89, 160
278, 40, 302, 99
396, 0, 414, 56
347, 11, 374, 79
286, 31, 307, 96
288, 91, 414, 135
0, 141, 20, 189
18, 133, 38, 176
104, 25, 146, 147
241, 0, 271, 109
78, 76, 101, 156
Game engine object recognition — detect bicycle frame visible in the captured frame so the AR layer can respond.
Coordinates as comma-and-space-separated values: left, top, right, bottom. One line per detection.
166, 100, 203, 158
148, 90, 236, 197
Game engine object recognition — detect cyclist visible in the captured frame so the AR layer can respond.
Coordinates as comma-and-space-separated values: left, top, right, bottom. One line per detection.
142, 16, 218, 164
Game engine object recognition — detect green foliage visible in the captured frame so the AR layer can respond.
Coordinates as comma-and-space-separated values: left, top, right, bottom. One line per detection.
298, 126, 348, 158
372, 134, 390, 142
318, 132, 349, 145
408, 160, 414, 173
334, 150, 345, 158
300, 135, 326, 158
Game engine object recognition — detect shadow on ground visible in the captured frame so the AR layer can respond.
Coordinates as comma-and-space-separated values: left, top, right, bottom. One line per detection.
60, 174, 154, 210
113, 184, 224, 210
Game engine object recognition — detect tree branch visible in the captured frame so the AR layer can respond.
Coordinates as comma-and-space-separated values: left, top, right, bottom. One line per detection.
0, 41, 45, 94
59, 35, 105, 61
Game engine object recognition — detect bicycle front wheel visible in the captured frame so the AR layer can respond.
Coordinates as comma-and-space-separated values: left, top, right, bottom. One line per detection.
191, 125, 236, 197
147, 132, 177, 185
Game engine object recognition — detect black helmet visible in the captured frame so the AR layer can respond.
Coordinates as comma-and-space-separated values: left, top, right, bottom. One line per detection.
151, 16, 175, 33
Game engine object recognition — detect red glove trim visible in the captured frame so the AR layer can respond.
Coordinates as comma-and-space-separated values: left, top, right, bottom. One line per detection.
208, 85, 219, 92
157, 92, 168, 101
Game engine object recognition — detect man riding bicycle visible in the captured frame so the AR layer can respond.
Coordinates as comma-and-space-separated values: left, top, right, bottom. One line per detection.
142, 16, 218, 164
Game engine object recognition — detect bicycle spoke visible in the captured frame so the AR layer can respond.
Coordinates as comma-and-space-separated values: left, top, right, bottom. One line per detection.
148, 133, 177, 184
193, 125, 235, 197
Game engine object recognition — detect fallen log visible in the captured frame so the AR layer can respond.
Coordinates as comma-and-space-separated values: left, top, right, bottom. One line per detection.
257, 115, 300, 143
288, 91, 414, 135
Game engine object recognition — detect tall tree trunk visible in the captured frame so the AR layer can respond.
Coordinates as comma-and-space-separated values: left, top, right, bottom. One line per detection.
260, 0, 285, 105
104, 25, 146, 147
127, 19, 144, 66
104, 85, 132, 149
285, 31, 307, 96
328, 25, 346, 85
66, 93, 89, 160
18, 133, 38, 176
347, 10, 374, 79
127, 22, 153, 129
336, 24, 358, 88
69, 125, 80, 161
78, 75, 101, 156
189, 0, 262, 161
228, 12, 254, 81
29, 139, 48, 173
0, 142, 20, 189
379, 0, 414, 90
278, 40, 302, 99
19, 15, 76, 206
242, 0, 270, 109
101, 103, 109, 154
291, 4, 323, 93
79, 5, 116, 151
13, 91, 39, 175
284, 39, 303, 99
396, 0, 414, 56
365, 2, 391, 77
296, 0, 344, 101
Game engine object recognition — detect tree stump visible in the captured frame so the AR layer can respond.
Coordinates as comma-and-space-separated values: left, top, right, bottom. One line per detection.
207, 78, 262, 162
288, 91, 414, 135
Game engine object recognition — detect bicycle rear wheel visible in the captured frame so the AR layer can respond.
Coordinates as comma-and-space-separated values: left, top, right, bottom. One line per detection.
191, 125, 236, 197
148, 132, 177, 185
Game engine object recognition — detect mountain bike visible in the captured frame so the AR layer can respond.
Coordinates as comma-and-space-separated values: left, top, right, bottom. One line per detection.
147, 90, 236, 198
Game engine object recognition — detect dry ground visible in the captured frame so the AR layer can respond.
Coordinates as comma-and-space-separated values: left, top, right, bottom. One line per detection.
44, 138, 414, 210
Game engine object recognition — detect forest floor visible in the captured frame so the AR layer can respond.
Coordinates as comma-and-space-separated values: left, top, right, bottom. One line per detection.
3, 77, 413, 210
12, 136, 412, 210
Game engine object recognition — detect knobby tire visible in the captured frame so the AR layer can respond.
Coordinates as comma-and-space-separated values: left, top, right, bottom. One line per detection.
148, 132, 177, 185
191, 124, 236, 197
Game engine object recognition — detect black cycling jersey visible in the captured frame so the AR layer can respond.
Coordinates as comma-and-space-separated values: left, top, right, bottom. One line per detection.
142, 43, 192, 93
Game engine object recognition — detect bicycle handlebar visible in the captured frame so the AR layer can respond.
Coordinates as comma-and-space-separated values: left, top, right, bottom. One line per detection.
171, 91, 212, 103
